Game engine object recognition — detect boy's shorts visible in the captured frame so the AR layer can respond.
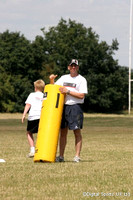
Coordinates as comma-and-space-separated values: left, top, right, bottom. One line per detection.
27, 119, 40, 133
61, 104, 83, 130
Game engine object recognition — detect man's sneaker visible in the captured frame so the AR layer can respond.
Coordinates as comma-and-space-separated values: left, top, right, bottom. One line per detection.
73, 156, 80, 163
27, 152, 34, 158
55, 156, 64, 162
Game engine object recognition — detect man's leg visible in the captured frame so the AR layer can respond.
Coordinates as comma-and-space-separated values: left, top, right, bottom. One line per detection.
59, 127, 68, 157
74, 129, 82, 157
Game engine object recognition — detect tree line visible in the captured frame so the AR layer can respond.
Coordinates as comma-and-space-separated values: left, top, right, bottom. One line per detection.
0, 18, 129, 113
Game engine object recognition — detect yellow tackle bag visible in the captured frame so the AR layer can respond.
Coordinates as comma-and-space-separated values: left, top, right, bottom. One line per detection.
34, 84, 65, 162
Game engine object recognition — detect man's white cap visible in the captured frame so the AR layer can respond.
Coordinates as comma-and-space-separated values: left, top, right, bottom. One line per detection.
69, 59, 78, 66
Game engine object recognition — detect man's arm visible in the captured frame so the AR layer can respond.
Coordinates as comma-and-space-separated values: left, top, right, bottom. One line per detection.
59, 87, 85, 99
49, 74, 85, 99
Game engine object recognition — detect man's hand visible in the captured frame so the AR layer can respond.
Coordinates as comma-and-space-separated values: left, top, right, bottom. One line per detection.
59, 87, 69, 94
59, 87, 85, 99
49, 74, 58, 84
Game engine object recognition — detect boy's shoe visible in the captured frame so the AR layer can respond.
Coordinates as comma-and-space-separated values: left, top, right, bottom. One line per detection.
27, 152, 35, 158
73, 156, 80, 163
55, 156, 64, 162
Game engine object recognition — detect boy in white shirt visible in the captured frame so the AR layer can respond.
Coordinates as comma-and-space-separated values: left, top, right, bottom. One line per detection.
22, 79, 45, 157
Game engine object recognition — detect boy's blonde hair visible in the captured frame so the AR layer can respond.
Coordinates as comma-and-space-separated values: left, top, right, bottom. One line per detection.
34, 79, 45, 92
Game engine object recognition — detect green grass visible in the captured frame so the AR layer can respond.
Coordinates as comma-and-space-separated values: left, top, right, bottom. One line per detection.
0, 114, 133, 200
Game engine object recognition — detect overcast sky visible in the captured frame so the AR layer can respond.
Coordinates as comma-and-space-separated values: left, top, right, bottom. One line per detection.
0, 0, 131, 67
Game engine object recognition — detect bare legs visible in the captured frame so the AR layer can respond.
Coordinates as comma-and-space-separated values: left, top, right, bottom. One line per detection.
27, 131, 35, 156
59, 128, 82, 158
74, 129, 82, 157
59, 127, 68, 157
27, 131, 34, 147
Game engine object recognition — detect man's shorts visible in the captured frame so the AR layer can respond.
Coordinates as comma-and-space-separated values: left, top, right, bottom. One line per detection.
27, 119, 40, 133
61, 104, 83, 130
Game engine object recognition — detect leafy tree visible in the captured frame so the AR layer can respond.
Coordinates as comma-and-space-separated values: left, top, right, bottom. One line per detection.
11, 75, 33, 112
0, 19, 128, 113
0, 30, 35, 112
40, 18, 128, 112
0, 30, 34, 78
0, 66, 15, 112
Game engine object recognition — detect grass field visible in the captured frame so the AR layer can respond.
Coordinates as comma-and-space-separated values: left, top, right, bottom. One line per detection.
0, 113, 133, 200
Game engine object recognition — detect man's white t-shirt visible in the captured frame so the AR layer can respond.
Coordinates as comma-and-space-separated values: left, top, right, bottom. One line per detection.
55, 74, 88, 105
25, 91, 44, 121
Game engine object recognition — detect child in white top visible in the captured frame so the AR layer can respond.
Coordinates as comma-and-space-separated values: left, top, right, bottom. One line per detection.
22, 79, 45, 157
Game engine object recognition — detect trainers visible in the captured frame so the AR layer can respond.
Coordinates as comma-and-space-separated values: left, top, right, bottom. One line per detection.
73, 156, 80, 163
27, 152, 35, 158
55, 156, 64, 162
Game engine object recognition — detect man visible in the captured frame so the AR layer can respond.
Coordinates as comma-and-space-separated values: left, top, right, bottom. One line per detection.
49, 59, 88, 162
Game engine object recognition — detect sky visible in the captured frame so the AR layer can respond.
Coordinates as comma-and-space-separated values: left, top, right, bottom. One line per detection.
0, 0, 131, 67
